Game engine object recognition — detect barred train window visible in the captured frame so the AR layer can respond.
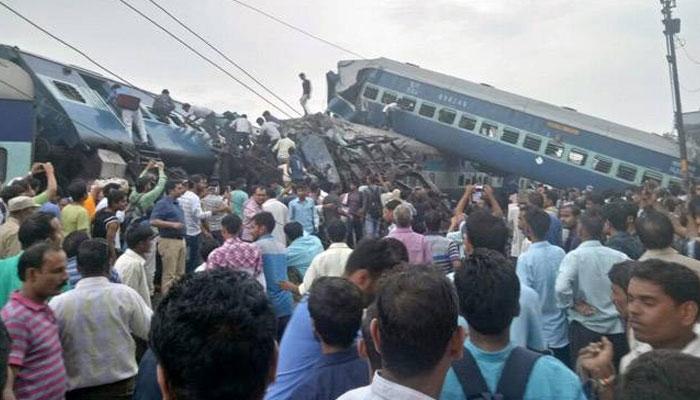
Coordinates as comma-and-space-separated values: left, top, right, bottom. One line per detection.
381, 91, 397, 104
617, 164, 638, 182
459, 115, 477, 131
438, 109, 456, 124
523, 135, 542, 152
419, 103, 436, 118
501, 129, 520, 144
592, 155, 613, 174
568, 148, 588, 166
399, 97, 416, 112
53, 81, 86, 103
545, 142, 564, 158
362, 86, 379, 100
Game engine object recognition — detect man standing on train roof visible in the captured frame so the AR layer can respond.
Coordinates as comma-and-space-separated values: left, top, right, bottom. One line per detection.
263, 110, 283, 125
230, 114, 254, 150
182, 103, 220, 144
299, 73, 311, 116
107, 83, 148, 144
151, 89, 175, 124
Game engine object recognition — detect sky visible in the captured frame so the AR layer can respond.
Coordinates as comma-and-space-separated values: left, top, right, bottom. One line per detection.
2, 0, 700, 134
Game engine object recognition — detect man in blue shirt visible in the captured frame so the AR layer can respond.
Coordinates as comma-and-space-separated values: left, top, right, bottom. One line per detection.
517, 206, 570, 366
441, 249, 585, 400
150, 180, 186, 294
290, 277, 368, 400
284, 222, 324, 278
264, 238, 404, 400
555, 212, 629, 368
528, 192, 562, 247
289, 185, 316, 234
252, 212, 293, 339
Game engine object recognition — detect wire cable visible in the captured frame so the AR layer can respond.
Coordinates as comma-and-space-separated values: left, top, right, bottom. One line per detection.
147, 0, 301, 116
0, 0, 144, 94
116, 0, 294, 118
228, 0, 367, 59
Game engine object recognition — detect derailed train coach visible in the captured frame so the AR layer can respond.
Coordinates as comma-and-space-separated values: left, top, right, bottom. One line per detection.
0, 44, 216, 185
326, 58, 694, 191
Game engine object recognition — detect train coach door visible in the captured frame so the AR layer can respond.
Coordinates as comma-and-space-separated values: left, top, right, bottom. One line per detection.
0, 59, 34, 184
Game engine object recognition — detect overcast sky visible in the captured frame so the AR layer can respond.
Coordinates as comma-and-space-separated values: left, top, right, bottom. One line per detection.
2, 0, 700, 134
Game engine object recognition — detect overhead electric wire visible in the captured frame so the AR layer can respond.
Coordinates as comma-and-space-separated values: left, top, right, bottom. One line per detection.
147, 0, 301, 116
228, 0, 367, 59
117, 0, 294, 118
0, 0, 142, 91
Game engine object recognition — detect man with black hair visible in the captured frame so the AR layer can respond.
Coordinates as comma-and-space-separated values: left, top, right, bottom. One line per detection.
0, 212, 63, 308
560, 204, 581, 253
2, 242, 68, 399
0, 319, 10, 391
92, 189, 128, 260
0, 196, 39, 259
114, 225, 155, 307
253, 212, 293, 338
265, 238, 403, 400
50, 239, 151, 398
230, 177, 249, 219
603, 201, 644, 259
61, 180, 90, 237
281, 221, 352, 296
243, 186, 268, 241
206, 214, 265, 287
464, 210, 546, 352
289, 185, 316, 235
381, 199, 402, 234
179, 175, 212, 274
299, 72, 311, 115
556, 212, 629, 367
608, 260, 637, 323
150, 269, 278, 400
339, 267, 465, 400
637, 210, 700, 277
527, 191, 562, 247
517, 206, 570, 365
262, 186, 289, 246
285, 221, 324, 282
617, 350, 700, 400
291, 277, 368, 400
150, 180, 186, 294
424, 210, 461, 275
357, 303, 381, 380
441, 249, 584, 400
257, 117, 282, 142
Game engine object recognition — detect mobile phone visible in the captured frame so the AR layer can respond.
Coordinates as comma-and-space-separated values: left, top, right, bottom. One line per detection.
472, 185, 483, 202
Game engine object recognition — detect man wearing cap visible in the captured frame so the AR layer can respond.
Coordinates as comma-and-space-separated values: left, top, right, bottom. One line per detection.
0, 197, 39, 259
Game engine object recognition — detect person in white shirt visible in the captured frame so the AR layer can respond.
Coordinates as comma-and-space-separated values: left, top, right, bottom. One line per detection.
338, 267, 465, 400
114, 224, 154, 308
50, 239, 152, 397
382, 102, 399, 130
182, 103, 219, 143
272, 135, 296, 164
262, 187, 289, 246
256, 117, 281, 142
230, 114, 253, 150
178, 175, 212, 274
280, 221, 353, 296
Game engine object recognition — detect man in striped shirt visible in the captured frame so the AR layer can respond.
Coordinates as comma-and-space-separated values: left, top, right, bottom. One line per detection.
1, 242, 69, 400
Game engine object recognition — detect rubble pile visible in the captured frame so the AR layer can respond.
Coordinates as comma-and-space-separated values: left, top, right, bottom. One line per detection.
282, 114, 445, 194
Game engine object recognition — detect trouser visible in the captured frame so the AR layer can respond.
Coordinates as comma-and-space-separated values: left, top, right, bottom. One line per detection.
277, 315, 291, 341
158, 238, 186, 294
121, 108, 147, 143
185, 234, 201, 274
65, 377, 135, 400
346, 216, 364, 247
364, 216, 381, 239
550, 344, 571, 369
201, 113, 220, 142
569, 321, 629, 369
144, 237, 157, 295
211, 230, 224, 245
300, 94, 310, 115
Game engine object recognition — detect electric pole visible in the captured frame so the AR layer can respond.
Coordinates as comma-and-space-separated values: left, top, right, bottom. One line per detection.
660, 0, 689, 189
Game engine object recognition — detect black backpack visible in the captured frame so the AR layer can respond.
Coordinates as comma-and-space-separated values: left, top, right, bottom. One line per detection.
452, 346, 543, 400
366, 186, 382, 219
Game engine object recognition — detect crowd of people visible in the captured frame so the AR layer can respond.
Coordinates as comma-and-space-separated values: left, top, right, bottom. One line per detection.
1, 150, 700, 400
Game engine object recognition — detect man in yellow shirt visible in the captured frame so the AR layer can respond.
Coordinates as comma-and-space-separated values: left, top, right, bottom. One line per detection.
61, 180, 91, 236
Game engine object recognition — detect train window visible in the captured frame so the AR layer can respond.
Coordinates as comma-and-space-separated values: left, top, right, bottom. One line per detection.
53, 81, 86, 103
0, 147, 6, 183
523, 135, 542, 152
545, 142, 564, 158
458, 115, 477, 131
479, 122, 498, 138
363, 86, 379, 100
438, 109, 456, 124
381, 91, 398, 104
567, 148, 588, 166
642, 170, 663, 185
592, 155, 613, 173
501, 129, 520, 144
399, 97, 416, 112
616, 164, 638, 182
418, 103, 436, 118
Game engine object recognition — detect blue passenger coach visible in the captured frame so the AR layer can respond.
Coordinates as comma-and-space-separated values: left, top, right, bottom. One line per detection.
326, 58, 692, 191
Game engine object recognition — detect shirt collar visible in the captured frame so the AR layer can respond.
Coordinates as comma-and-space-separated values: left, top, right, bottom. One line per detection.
578, 240, 603, 248
529, 240, 549, 249
328, 242, 350, 250
124, 248, 146, 262
75, 276, 111, 288
393, 227, 414, 234
10, 291, 49, 312
369, 371, 435, 400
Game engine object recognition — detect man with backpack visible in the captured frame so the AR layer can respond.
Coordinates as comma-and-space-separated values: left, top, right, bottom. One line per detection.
441, 249, 585, 400
362, 176, 384, 239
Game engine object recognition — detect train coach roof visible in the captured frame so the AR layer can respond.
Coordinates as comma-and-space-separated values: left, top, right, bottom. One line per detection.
337, 57, 680, 158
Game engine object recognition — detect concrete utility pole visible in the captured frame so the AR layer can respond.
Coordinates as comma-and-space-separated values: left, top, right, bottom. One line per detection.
660, 0, 690, 188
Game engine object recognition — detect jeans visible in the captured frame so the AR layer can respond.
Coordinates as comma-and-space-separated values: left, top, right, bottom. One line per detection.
364, 216, 381, 239
66, 377, 135, 400
569, 321, 629, 369
346, 217, 363, 247
185, 234, 201, 274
